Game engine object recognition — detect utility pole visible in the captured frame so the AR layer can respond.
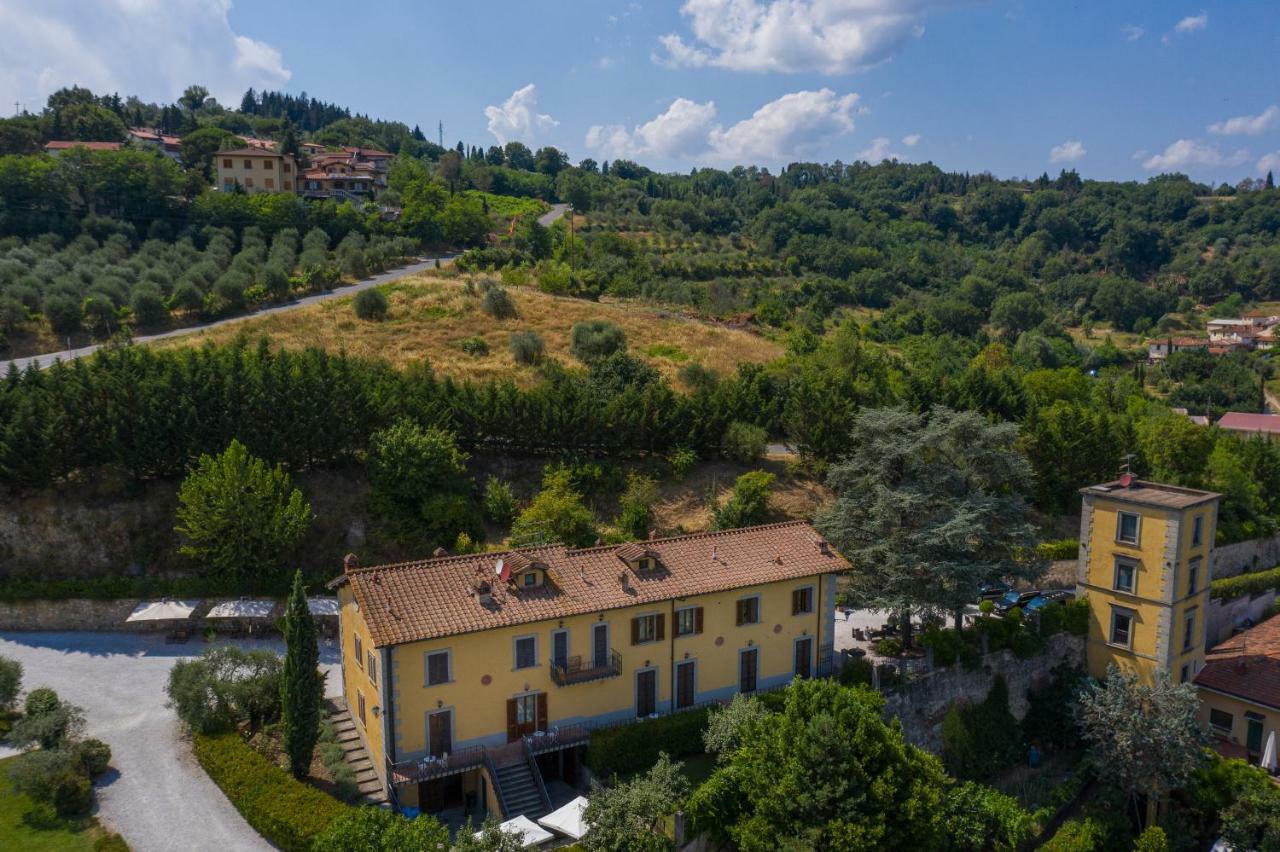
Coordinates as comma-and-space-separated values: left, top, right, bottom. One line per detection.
438, 120, 443, 150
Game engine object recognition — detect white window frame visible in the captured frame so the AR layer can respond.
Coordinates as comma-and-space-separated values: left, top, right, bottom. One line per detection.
1113, 557, 1138, 595
1209, 708, 1234, 737
1192, 515, 1204, 548
1188, 557, 1201, 596
424, 649, 452, 686
1109, 606, 1135, 649
513, 634, 539, 670
354, 635, 364, 669
1183, 608, 1197, 652
1117, 511, 1141, 545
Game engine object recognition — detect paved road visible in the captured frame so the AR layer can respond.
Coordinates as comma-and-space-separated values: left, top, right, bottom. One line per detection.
5, 203, 569, 373
0, 632, 342, 852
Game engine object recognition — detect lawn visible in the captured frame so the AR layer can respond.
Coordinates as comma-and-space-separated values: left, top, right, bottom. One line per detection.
156, 272, 783, 387
0, 755, 124, 851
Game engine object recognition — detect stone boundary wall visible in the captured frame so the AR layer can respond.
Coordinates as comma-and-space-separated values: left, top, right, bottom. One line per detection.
1207, 590, 1278, 648
1214, 533, 1280, 580
881, 633, 1085, 753
0, 598, 152, 632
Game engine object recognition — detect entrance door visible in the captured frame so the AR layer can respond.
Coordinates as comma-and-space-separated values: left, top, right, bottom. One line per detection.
428, 710, 452, 757
1247, 716, 1265, 761
794, 637, 813, 679
739, 649, 758, 694
636, 669, 657, 717
507, 693, 547, 742
593, 623, 608, 668
675, 661, 695, 709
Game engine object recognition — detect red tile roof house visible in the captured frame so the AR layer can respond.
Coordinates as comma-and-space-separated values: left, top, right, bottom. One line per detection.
1195, 615, 1280, 765
43, 140, 123, 155
1218, 412, 1280, 439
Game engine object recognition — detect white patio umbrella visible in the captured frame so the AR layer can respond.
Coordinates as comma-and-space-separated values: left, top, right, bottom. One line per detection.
307, 597, 341, 617
206, 599, 275, 619
537, 796, 588, 840
476, 815, 554, 847
125, 600, 199, 622
1263, 730, 1277, 774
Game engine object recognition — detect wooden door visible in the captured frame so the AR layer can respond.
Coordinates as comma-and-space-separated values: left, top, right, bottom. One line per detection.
675, 661, 695, 709
553, 631, 569, 669
507, 694, 541, 742
740, 649, 758, 694
428, 710, 452, 757
794, 638, 813, 679
636, 669, 657, 717
593, 623, 608, 668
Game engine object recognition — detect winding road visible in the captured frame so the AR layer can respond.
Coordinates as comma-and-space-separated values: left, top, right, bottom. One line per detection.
5, 203, 569, 373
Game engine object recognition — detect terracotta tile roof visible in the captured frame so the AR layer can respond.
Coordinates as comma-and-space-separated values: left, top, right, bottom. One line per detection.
44, 141, 122, 151
1080, 478, 1219, 510
343, 146, 393, 158
1196, 616, 1280, 710
333, 521, 847, 647
220, 148, 288, 158
1219, 413, 1280, 434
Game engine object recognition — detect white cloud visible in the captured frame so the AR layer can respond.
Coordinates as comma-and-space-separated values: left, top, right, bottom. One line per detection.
1208, 105, 1280, 137
1049, 140, 1086, 163
857, 136, 899, 162
1142, 139, 1249, 172
902, 133, 921, 146
654, 0, 955, 74
596, 56, 618, 70
0, 0, 290, 113
1122, 25, 1144, 42
587, 88, 859, 166
1174, 12, 1207, 33
1259, 152, 1280, 174
484, 84, 558, 146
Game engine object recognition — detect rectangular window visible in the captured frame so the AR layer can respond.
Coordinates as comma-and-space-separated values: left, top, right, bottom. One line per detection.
1188, 558, 1201, 596
244, 177, 254, 188
221, 158, 232, 168
1180, 664, 1190, 684
1183, 610, 1197, 652
1110, 607, 1134, 648
523, 572, 537, 588
243, 159, 252, 169
1114, 557, 1137, 594
262, 159, 272, 169
736, 596, 760, 626
514, 636, 537, 669
552, 629, 568, 669
1192, 515, 1204, 547
264, 178, 275, 189
426, 650, 450, 685
1117, 512, 1140, 545
283, 181, 292, 190
792, 586, 814, 615
222, 177, 234, 186
283, 162, 291, 173
675, 606, 703, 637
354, 635, 363, 668
367, 651, 377, 685
1209, 708, 1234, 737
357, 691, 366, 726
632, 614, 660, 645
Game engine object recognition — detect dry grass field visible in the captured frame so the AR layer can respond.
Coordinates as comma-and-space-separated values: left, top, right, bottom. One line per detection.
155, 272, 784, 385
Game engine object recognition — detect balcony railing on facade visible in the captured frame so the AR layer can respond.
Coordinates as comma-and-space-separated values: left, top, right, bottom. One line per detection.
550, 649, 622, 686
389, 744, 487, 786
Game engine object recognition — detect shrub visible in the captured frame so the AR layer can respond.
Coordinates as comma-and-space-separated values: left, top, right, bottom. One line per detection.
7, 749, 74, 802
1212, 565, 1280, 600
615, 472, 660, 540
94, 834, 130, 852
874, 637, 903, 657
0, 655, 20, 710
9, 688, 85, 750
480, 285, 518, 319
166, 646, 284, 734
73, 738, 112, 777
713, 470, 774, 530
483, 477, 517, 524
1039, 817, 1106, 851
508, 330, 545, 365
1021, 665, 1085, 751
1038, 597, 1089, 637
721, 421, 768, 463
667, 447, 698, 480
50, 769, 93, 817
130, 287, 169, 326
921, 626, 970, 668
1036, 538, 1079, 560
569, 319, 626, 362
837, 657, 874, 687
192, 731, 349, 851
941, 676, 1021, 780
1134, 825, 1170, 852
353, 288, 389, 320
585, 708, 710, 780
460, 336, 489, 356
313, 805, 449, 850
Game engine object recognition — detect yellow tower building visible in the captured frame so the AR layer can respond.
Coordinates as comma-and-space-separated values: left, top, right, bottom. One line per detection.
1077, 476, 1219, 684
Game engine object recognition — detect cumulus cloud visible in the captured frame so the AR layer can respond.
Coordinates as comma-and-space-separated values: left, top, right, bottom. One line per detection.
654, 0, 955, 74
902, 133, 921, 146
484, 84, 559, 145
1259, 152, 1280, 174
1208, 105, 1280, 137
1141, 139, 1249, 172
1174, 12, 1208, 33
587, 88, 859, 166
0, 0, 290, 113
1122, 24, 1145, 42
1049, 140, 1086, 163
857, 137, 899, 162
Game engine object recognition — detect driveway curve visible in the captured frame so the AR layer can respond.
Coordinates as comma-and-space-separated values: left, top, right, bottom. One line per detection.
0, 632, 342, 852
6, 203, 570, 373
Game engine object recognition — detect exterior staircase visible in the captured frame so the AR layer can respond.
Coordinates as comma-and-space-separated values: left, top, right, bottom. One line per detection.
326, 699, 389, 807
493, 759, 548, 820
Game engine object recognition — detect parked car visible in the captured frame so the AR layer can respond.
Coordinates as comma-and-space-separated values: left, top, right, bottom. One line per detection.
978, 582, 1011, 602
994, 589, 1041, 614
1023, 590, 1074, 613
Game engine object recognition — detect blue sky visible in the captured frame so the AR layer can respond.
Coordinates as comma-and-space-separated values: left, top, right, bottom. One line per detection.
8, 1, 1280, 182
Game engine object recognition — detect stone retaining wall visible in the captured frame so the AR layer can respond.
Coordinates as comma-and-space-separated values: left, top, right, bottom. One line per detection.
0, 597, 153, 631
1214, 533, 1280, 579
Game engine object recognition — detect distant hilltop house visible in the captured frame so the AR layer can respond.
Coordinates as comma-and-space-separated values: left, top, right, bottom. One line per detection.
216, 148, 301, 195
41, 140, 123, 155
1147, 337, 1209, 361
301, 147, 392, 201
1146, 315, 1279, 361
215, 141, 391, 201
1217, 412, 1280, 440
127, 127, 182, 161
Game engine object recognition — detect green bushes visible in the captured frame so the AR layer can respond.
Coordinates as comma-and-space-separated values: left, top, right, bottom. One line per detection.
1039, 817, 1107, 851
73, 739, 112, 777
0, 655, 21, 710
165, 646, 283, 734
6, 737, 109, 819
483, 476, 517, 524
460, 336, 489, 356
941, 676, 1022, 780
480, 284, 518, 319
1038, 597, 1089, 637
192, 731, 349, 851
1036, 538, 1079, 560
1212, 565, 1280, 600
712, 470, 774, 529
874, 637, 904, 656
1021, 666, 1085, 751
585, 708, 710, 780
569, 319, 627, 362
508, 329, 545, 364
721, 421, 767, 463
352, 288, 389, 320
836, 656, 874, 686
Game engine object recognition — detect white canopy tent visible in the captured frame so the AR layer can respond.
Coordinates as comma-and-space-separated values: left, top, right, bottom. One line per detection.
475, 814, 554, 847
537, 796, 588, 840
206, 599, 275, 620
307, 597, 341, 617
125, 600, 199, 622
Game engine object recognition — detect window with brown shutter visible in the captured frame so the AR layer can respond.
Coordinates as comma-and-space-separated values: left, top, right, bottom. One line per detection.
632, 615, 659, 644
736, 596, 760, 626
367, 651, 377, 684
695, 606, 704, 634
676, 606, 703, 637
536, 692, 548, 731
426, 651, 450, 685
354, 635, 363, 668
793, 587, 814, 615
506, 698, 518, 742
656, 613, 665, 641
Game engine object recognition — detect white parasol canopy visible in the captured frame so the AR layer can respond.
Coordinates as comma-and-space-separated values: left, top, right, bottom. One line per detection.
307, 597, 340, 617
475, 814, 554, 847
206, 599, 276, 619
1263, 730, 1277, 773
126, 600, 199, 622
537, 795, 588, 840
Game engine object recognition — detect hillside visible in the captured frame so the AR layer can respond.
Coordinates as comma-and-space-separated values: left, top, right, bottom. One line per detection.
153, 270, 784, 385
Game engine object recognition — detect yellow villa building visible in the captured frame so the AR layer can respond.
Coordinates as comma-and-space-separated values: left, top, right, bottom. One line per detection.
1076, 476, 1219, 684
215, 148, 300, 194
331, 521, 846, 821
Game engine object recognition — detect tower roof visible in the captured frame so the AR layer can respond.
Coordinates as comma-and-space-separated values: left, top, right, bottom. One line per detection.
1080, 478, 1219, 510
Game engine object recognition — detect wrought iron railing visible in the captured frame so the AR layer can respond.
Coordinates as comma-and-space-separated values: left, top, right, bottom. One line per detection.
550, 649, 623, 686
522, 735, 553, 815
388, 744, 487, 785
525, 723, 591, 756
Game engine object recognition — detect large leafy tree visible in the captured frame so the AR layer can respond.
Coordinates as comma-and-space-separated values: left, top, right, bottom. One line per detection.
583, 752, 689, 852
281, 570, 323, 778
312, 805, 449, 851
816, 405, 1042, 635
509, 467, 597, 547
366, 419, 480, 546
175, 438, 312, 584
1076, 667, 1208, 825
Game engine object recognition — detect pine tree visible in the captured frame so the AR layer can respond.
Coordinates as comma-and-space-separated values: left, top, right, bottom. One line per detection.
281, 569, 322, 778
1268, 171, 1276, 191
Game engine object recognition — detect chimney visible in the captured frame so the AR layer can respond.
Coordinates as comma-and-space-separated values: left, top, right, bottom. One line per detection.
711, 544, 718, 562
432, 547, 449, 558
648, 529, 657, 541
343, 553, 359, 572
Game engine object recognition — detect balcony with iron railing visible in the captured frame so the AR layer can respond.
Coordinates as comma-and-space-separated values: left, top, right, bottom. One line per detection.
550, 649, 622, 687
388, 744, 487, 786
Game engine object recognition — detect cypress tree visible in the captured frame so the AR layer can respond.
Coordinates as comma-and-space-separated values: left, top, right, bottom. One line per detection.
281, 569, 322, 778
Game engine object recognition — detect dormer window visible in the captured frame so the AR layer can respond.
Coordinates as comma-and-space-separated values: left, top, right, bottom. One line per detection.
523, 572, 538, 588
637, 557, 655, 573
616, 543, 661, 573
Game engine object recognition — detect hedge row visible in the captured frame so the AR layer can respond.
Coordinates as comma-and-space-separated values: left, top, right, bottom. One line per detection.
584, 707, 710, 780
192, 732, 349, 851
1211, 565, 1280, 601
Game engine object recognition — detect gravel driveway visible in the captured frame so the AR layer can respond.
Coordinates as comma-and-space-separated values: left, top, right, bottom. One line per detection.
0, 631, 342, 852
